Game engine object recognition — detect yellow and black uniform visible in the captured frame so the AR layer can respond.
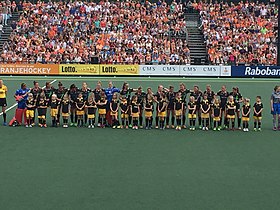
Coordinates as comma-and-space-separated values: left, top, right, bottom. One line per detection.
98, 97, 107, 115
158, 99, 167, 118
0, 84, 7, 107
26, 98, 36, 118
87, 101, 97, 119
145, 100, 153, 118
37, 99, 47, 120
61, 99, 70, 117
76, 98, 85, 116
188, 101, 197, 119
201, 99, 211, 118
226, 101, 236, 119
253, 102, 263, 120
174, 98, 183, 116
242, 104, 251, 122
120, 100, 129, 119
50, 99, 59, 117
110, 99, 119, 116
212, 103, 221, 121
131, 101, 139, 118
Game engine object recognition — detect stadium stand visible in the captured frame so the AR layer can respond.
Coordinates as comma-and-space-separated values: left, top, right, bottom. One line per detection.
0, 0, 191, 65
195, 1, 278, 65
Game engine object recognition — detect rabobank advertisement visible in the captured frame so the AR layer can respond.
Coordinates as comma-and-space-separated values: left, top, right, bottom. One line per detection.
232, 66, 280, 77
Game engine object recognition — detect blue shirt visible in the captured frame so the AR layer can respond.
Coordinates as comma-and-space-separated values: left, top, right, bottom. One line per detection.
105, 87, 120, 102
15, 88, 30, 109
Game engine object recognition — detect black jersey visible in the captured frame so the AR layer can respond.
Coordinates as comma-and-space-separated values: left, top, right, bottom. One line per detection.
30, 88, 42, 102
212, 103, 221, 117
69, 90, 78, 104
145, 100, 154, 111
201, 99, 211, 113
110, 99, 119, 112
178, 89, 190, 102
50, 99, 59, 109
230, 92, 243, 103
80, 88, 91, 101
120, 88, 134, 103
61, 99, 70, 113
242, 104, 251, 117
174, 98, 183, 110
76, 98, 85, 110
188, 101, 196, 114
204, 90, 215, 103
227, 101, 236, 115
158, 99, 167, 111
190, 91, 203, 106
44, 88, 53, 101
253, 102, 263, 117
54, 88, 67, 100
92, 89, 103, 102
217, 91, 229, 108
167, 92, 176, 104
98, 97, 107, 109
87, 101, 96, 115
26, 99, 36, 110
135, 91, 146, 107
120, 100, 129, 113
131, 101, 139, 113
37, 99, 47, 108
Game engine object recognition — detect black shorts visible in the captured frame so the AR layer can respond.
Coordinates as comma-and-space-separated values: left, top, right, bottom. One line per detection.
236, 103, 240, 111
0, 98, 7, 107
168, 102, 174, 110
38, 108, 47, 116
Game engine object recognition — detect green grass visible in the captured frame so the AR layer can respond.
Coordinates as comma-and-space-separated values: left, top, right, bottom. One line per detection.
0, 76, 279, 210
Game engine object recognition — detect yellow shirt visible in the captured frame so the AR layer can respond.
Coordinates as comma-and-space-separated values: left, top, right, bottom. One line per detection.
0, 85, 7, 98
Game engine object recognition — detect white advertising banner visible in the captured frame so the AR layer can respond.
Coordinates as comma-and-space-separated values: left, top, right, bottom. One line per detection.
180, 65, 221, 76
139, 65, 180, 76
220, 66, 231, 77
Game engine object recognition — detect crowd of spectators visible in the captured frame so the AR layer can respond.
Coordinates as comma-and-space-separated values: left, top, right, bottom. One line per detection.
0, 0, 191, 64
195, 1, 278, 65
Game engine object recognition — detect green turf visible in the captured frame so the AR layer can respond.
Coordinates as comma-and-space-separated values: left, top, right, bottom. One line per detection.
0, 76, 279, 210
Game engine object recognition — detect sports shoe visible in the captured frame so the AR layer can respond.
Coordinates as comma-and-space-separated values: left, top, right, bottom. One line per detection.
202, 127, 205, 130
182, 125, 187, 129
199, 125, 203, 130
135, 126, 138, 130
213, 127, 217, 131
26, 125, 29, 128
192, 127, 196, 131
205, 127, 208, 131
171, 125, 175, 129
112, 126, 116, 129
155, 126, 159, 129
29, 125, 32, 128
97, 123, 101, 127
129, 124, 133, 128
44, 124, 47, 128
254, 128, 257, 131
70, 123, 74, 127
125, 125, 129, 129
238, 127, 242, 130
117, 126, 121, 129
176, 126, 178, 130
243, 128, 246, 132
65, 125, 68, 128
88, 125, 91, 128
217, 127, 221, 131
178, 126, 181, 131
273, 127, 277, 131
258, 128, 261, 131
145, 126, 149, 130
166, 125, 170, 129
3, 122, 7, 126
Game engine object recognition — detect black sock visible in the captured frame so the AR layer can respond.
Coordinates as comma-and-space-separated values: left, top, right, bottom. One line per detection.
189, 119, 192, 126
243, 122, 245, 128
214, 121, 216, 128
149, 119, 152, 127
192, 119, 196, 127
75, 115, 78, 123
246, 122, 249, 128
166, 116, 170, 125
71, 114, 74, 123
81, 119, 84, 126
145, 118, 148, 127
182, 115, 186, 126
88, 119, 92, 125
129, 116, 132, 125
122, 119, 125, 126
202, 119, 205, 127
151, 116, 153, 126
198, 117, 202, 126
238, 118, 241, 127
156, 116, 159, 126
171, 116, 175, 126
57, 114, 60, 123
139, 116, 143, 126
218, 120, 221, 127
258, 121, 261, 128
224, 117, 228, 127
98, 116, 101, 124
254, 122, 257, 128
84, 114, 88, 124
206, 119, 209, 127
3, 113, 6, 123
